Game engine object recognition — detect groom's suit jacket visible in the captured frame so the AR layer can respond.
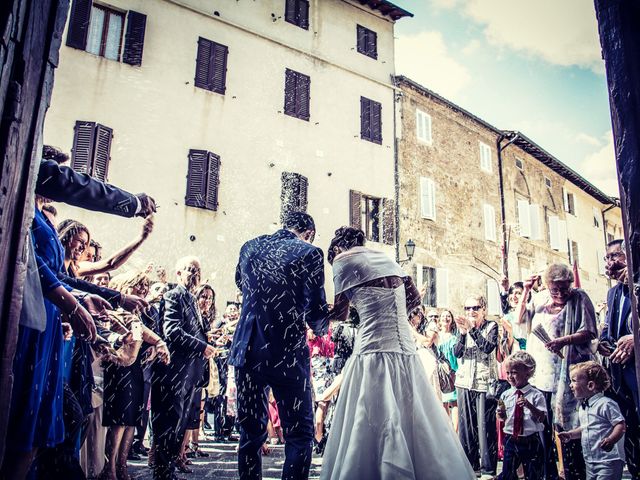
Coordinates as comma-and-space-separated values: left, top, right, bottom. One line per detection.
229, 229, 330, 375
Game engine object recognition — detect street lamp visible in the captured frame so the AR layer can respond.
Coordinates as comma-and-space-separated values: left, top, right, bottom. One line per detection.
399, 239, 416, 265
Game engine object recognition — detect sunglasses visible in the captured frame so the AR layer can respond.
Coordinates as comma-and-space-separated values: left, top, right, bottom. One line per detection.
464, 305, 483, 311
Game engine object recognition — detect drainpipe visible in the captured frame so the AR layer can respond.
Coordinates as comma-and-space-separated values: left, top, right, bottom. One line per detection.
602, 203, 617, 289
392, 76, 400, 263
496, 132, 520, 281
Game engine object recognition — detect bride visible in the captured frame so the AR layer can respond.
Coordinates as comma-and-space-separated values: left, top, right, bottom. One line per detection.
320, 227, 475, 480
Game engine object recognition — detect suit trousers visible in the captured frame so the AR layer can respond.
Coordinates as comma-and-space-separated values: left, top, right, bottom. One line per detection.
457, 387, 498, 475
500, 433, 544, 480
235, 364, 314, 480
151, 363, 196, 480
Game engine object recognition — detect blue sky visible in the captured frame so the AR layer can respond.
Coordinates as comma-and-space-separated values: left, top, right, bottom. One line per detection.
390, 0, 618, 196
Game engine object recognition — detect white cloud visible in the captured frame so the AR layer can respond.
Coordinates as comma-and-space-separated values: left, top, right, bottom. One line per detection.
460, 0, 604, 73
462, 39, 481, 56
579, 132, 619, 196
575, 132, 602, 147
430, 0, 461, 9
395, 31, 472, 99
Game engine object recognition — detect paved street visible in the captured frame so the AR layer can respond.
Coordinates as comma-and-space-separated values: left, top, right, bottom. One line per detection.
128, 439, 323, 480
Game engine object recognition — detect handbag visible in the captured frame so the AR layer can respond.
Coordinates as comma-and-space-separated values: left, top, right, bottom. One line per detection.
431, 345, 456, 394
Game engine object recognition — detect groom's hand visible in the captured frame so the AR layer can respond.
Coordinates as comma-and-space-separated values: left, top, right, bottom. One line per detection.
203, 344, 216, 359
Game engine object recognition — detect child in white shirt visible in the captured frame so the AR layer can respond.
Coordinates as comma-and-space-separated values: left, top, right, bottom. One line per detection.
558, 361, 626, 480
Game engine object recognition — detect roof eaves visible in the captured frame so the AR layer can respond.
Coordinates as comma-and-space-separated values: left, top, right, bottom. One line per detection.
355, 0, 413, 20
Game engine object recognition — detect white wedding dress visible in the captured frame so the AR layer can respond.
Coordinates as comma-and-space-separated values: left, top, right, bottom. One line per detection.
320, 247, 474, 480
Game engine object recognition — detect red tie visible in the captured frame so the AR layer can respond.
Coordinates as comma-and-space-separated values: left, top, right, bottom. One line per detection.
513, 390, 524, 437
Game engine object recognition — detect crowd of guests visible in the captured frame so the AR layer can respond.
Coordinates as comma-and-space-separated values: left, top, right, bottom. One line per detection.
1, 145, 638, 480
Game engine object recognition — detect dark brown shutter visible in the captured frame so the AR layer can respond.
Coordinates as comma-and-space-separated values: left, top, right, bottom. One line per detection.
66, 0, 92, 50
195, 38, 212, 90
123, 11, 147, 66
297, 0, 309, 29
71, 121, 96, 174
91, 124, 112, 182
210, 43, 228, 94
186, 149, 208, 208
367, 29, 377, 59
357, 25, 366, 54
424, 267, 437, 307
284, 69, 297, 117
349, 190, 362, 229
296, 73, 310, 121
360, 97, 371, 140
371, 100, 382, 144
205, 152, 220, 211
284, 0, 297, 25
297, 174, 308, 211
382, 198, 395, 245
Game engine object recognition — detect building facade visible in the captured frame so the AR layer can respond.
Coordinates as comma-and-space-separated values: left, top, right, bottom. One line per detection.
396, 76, 621, 314
44, 0, 411, 302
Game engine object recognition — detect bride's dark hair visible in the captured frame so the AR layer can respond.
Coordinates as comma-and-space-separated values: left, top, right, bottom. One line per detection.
327, 226, 366, 264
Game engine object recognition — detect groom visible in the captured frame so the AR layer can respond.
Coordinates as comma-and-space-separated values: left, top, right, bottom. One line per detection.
230, 211, 330, 480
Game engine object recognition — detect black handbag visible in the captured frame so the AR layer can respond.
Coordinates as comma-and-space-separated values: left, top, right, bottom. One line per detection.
431, 345, 456, 394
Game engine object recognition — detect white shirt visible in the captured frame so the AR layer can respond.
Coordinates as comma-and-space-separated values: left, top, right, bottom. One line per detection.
578, 392, 625, 463
500, 383, 546, 436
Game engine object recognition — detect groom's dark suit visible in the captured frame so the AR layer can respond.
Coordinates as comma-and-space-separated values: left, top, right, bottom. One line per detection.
230, 229, 329, 480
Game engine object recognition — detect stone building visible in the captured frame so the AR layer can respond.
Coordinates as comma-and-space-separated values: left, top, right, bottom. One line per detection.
44, 0, 411, 302
395, 76, 621, 314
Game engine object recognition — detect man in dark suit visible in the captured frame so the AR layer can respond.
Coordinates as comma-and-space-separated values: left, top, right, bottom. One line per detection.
151, 256, 216, 480
230, 212, 330, 480
600, 239, 639, 477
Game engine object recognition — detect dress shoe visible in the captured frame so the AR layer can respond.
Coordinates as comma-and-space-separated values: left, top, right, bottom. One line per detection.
127, 451, 142, 461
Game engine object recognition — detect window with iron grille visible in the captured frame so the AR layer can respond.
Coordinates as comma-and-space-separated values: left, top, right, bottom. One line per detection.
66, 0, 147, 65
285, 0, 309, 29
349, 190, 394, 244
284, 69, 310, 121
185, 150, 221, 211
194, 37, 229, 94
357, 25, 377, 59
360, 97, 382, 144
71, 121, 113, 182
280, 172, 308, 222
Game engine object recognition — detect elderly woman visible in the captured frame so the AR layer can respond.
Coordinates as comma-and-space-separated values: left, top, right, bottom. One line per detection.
100, 271, 170, 480
517, 264, 597, 480
453, 295, 499, 480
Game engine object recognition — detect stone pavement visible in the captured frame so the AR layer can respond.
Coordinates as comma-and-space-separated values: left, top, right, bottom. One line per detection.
128, 439, 323, 480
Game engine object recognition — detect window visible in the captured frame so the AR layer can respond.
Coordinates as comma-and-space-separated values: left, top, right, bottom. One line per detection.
285, 0, 309, 29
416, 110, 432, 144
479, 142, 492, 172
66, 0, 147, 65
415, 265, 437, 307
360, 97, 382, 144
607, 232, 614, 244
436, 268, 449, 307
515, 157, 524, 170
483, 203, 496, 242
419, 177, 436, 220
563, 188, 576, 215
548, 215, 568, 252
284, 69, 311, 121
280, 172, 308, 222
517, 199, 541, 240
593, 207, 601, 228
544, 176, 552, 189
194, 37, 229, 94
71, 121, 113, 182
185, 149, 221, 211
569, 240, 580, 266
349, 190, 394, 245
356, 25, 377, 59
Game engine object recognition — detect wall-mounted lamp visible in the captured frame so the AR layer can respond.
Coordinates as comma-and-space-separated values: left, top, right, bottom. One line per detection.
399, 239, 416, 265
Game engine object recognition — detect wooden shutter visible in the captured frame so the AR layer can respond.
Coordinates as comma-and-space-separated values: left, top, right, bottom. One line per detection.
549, 215, 560, 250
71, 121, 96, 174
195, 38, 212, 90
186, 149, 208, 208
296, 73, 310, 120
357, 25, 366, 54
349, 190, 362, 229
297, 0, 309, 29
284, 69, 297, 117
487, 279, 500, 315
210, 43, 228, 94
360, 97, 371, 141
518, 199, 531, 237
123, 11, 147, 66
371, 100, 382, 144
205, 152, 220, 211
367, 29, 377, 59
436, 268, 449, 307
424, 267, 436, 307
484, 203, 496, 241
297, 174, 308, 212
91, 124, 112, 181
529, 204, 541, 240
420, 177, 435, 220
382, 198, 395, 245
284, 0, 297, 25
67, 0, 92, 50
